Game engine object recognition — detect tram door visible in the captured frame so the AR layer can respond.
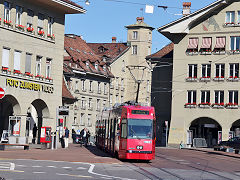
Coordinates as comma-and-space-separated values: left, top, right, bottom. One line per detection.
119, 119, 127, 157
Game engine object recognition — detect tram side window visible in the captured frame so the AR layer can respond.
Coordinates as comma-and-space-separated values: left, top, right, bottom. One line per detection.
121, 119, 127, 138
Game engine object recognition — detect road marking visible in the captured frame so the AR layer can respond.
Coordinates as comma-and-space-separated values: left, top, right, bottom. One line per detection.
16, 165, 26, 167
101, 177, 112, 179
77, 167, 86, 170
0, 169, 24, 173
33, 172, 46, 174
56, 173, 69, 176
0, 162, 15, 171
62, 167, 71, 169
32, 165, 42, 168
47, 166, 57, 168
68, 174, 92, 178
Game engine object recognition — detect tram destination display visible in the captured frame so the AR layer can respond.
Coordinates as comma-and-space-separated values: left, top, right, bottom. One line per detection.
131, 110, 149, 115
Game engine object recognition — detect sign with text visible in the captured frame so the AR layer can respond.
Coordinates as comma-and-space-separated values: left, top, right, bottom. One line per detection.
6, 78, 54, 93
58, 106, 69, 116
9, 116, 21, 136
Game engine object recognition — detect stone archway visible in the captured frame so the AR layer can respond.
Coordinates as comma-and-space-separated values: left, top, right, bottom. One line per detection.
189, 117, 222, 147
0, 95, 21, 138
30, 99, 50, 144
231, 120, 240, 137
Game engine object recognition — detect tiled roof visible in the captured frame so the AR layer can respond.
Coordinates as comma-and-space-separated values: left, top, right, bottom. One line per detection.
64, 34, 114, 78
146, 43, 174, 60
126, 17, 154, 30
87, 43, 128, 63
62, 78, 75, 100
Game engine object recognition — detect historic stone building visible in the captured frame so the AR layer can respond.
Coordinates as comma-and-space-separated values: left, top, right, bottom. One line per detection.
88, 17, 154, 107
158, 0, 240, 147
63, 34, 113, 136
0, 0, 85, 143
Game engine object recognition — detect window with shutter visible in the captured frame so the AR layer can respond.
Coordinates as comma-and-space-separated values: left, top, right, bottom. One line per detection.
25, 53, 32, 73
14, 51, 21, 70
2, 48, 10, 68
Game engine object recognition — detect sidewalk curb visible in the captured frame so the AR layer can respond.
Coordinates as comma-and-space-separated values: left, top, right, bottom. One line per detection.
182, 147, 240, 159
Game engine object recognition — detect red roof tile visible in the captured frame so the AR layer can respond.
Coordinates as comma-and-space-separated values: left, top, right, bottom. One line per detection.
62, 78, 75, 100
64, 34, 113, 78
146, 43, 174, 60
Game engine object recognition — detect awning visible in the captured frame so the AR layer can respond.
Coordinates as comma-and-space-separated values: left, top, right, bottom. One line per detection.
187, 38, 198, 49
201, 37, 212, 49
215, 37, 226, 48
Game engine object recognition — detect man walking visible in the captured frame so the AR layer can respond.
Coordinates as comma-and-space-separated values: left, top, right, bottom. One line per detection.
80, 128, 87, 147
32, 124, 38, 144
64, 127, 69, 148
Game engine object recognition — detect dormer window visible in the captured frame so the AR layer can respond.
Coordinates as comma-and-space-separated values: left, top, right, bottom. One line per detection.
103, 65, 106, 72
226, 11, 235, 25
95, 63, 98, 70
86, 61, 89, 68
98, 46, 107, 53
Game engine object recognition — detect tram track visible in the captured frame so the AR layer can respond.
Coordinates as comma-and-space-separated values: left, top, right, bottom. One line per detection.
154, 152, 238, 180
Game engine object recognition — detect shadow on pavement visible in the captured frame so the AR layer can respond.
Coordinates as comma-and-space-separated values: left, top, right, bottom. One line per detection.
85, 145, 113, 158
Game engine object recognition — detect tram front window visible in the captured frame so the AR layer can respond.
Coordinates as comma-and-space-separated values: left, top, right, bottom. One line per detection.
127, 119, 153, 139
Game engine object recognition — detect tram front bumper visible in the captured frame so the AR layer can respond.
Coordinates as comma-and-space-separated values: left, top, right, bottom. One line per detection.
126, 150, 154, 160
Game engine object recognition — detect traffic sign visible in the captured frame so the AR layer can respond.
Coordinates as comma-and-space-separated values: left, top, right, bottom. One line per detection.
58, 106, 69, 116
0, 87, 5, 99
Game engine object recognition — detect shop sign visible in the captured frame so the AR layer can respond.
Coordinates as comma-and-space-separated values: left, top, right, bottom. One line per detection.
6, 78, 54, 93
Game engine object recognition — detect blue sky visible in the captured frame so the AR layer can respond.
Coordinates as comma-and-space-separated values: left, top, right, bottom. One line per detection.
66, 0, 215, 53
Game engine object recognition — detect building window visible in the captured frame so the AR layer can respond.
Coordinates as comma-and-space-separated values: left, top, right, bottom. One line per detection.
110, 94, 113, 106
187, 38, 198, 52
215, 91, 224, 104
200, 37, 212, 52
87, 114, 92, 126
75, 81, 79, 92
89, 81, 93, 92
104, 83, 107, 94
229, 63, 239, 78
121, 96, 124, 104
81, 97, 86, 109
214, 37, 226, 51
238, 11, 240, 23
230, 36, 240, 51
202, 64, 211, 78
103, 65, 106, 72
133, 31, 138, 39
226, 11, 235, 24
46, 58, 51, 78
122, 60, 125, 72
116, 94, 119, 103
88, 98, 92, 109
2, 47, 10, 68
48, 16, 54, 35
188, 64, 197, 78
4, 1, 11, 22
36, 56, 42, 75
116, 77, 119, 89
86, 61, 89, 68
216, 64, 225, 78
38, 13, 44, 32
132, 45, 137, 55
80, 113, 84, 125
97, 99, 100, 111
14, 50, 21, 71
98, 82, 101, 93
25, 53, 32, 73
103, 100, 106, 108
229, 91, 238, 104
201, 91, 210, 103
121, 78, 124, 90
27, 9, 34, 28
73, 117, 77, 125
81, 79, 86, 91
187, 90, 196, 104
16, 5, 22, 25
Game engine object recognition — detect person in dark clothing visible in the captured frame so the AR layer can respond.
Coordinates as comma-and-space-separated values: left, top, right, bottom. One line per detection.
32, 124, 38, 144
64, 127, 69, 148
80, 128, 88, 147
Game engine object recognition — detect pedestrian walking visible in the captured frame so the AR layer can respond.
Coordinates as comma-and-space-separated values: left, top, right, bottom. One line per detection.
32, 124, 38, 144
80, 128, 88, 147
64, 127, 69, 148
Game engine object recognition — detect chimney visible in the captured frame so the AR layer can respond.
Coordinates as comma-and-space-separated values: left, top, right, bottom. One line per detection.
112, 37, 117, 43
136, 17, 144, 23
182, 2, 191, 16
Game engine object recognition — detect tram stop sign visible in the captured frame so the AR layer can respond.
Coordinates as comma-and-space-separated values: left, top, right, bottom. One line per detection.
0, 87, 5, 99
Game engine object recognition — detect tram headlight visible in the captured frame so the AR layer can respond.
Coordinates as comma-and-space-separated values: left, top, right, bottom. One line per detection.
129, 150, 132, 153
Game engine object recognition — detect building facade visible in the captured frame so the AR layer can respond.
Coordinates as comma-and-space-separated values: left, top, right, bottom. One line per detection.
146, 43, 173, 146
158, 0, 240, 147
88, 17, 154, 106
0, 0, 85, 143
63, 34, 113, 136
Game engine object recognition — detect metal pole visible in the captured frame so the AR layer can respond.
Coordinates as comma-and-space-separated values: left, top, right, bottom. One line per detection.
166, 123, 168, 147
55, 107, 58, 149
135, 81, 140, 103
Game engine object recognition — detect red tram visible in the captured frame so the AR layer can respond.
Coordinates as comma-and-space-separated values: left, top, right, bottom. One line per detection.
95, 103, 156, 160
